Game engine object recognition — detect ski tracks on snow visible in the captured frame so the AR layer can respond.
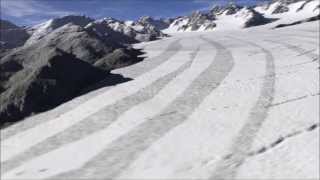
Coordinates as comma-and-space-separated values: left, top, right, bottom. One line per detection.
50, 36, 234, 179
1, 36, 234, 180
1, 43, 194, 173
1, 39, 182, 140
210, 36, 275, 180
0, 38, 192, 164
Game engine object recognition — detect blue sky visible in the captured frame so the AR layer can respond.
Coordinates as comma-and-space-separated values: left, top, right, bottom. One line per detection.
1, 0, 267, 26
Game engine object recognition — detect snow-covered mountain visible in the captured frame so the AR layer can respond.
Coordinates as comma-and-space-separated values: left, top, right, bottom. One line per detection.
86, 17, 167, 43
1, 0, 319, 126
165, 11, 216, 32
1, 16, 319, 180
137, 16, 171, 30
163, 3, 271, 32
26, 16, 167, 46
0, 19, 145, 125
25, 15, 94, 46
255, 0, 319, 23
163, 0, 319, 32
0, 0, 319, 179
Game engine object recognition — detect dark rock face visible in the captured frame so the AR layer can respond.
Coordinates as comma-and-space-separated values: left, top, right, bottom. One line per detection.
0, 20, 19, 29
224, 4, 243, 15
0, 48, 107, 125
93, 48, 144, 71
176, 11, 216, 31
272, 4, 290, 14
137, 16, 170, 30
188, 11, 216, 31
40, 24, 116, 64
244, 8, 275, 27
0, 20, 30, 49
210, 6, 226, 15
274, 14, 320, 28
0, 23, 144, 127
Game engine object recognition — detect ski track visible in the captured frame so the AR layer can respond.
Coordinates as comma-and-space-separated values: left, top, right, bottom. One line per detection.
1, 38, 182, 140
0, 23, 319, 180
1, 37, 213, 179
49, 36, 234, 179
1, 46, 197, 173
0, 38, 194, 163
264, 39, 319, 64
210, 36, 275, 179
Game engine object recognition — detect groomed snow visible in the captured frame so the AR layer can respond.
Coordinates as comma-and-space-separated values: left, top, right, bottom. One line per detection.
1, 19, 319, 179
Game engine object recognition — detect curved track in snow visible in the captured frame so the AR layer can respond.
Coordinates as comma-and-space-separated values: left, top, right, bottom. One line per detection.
1, 23, 319, 180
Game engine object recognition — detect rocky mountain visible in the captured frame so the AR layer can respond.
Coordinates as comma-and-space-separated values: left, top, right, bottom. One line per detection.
163, 0, 319, 32
167, 11, 216, 32
0, 21, 143, 126
25, 15, 94, 46
257, 0, 319, 15
89, 17, 167, 42
137, 16, 171, 30
1, 0, 319, 126
254, 0, 319, 24
164, 4, 270, 32
0, 20, 30, 49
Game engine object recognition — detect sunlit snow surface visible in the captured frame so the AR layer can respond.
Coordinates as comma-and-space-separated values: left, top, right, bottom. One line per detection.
164, 0, 319, 33
1, 15, 319, 180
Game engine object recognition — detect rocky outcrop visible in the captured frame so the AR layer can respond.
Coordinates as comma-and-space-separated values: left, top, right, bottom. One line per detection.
166, 11, 216, 32
0, 48, 107, 124
165, 5, 271, 32
274, 14, 320, 28
25, 15, 94, 45
0, 20, 30, 49
0, 23, 143, 126
137, 16, 170, 30
237, 8, 274, 27
223, 3, 243, 15
180, 11, 216, 31
88, 17, 167, 42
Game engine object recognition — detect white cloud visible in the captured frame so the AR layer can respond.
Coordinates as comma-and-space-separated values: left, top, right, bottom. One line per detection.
1, 0, 74, 18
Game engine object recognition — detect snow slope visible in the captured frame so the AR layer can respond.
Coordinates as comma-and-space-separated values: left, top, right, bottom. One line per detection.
1, 20, 319, 179
255, 0, 320, 24
164, 0, 319, 32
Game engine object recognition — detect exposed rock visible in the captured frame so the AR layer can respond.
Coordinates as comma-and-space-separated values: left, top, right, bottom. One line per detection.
0, 20, 30, 49
166, 11, 216, 32
0, 19, 19, 29
137, 16, 170, 30
0, 47, 107, 125
223, 3, 243, 15
239, 8, 274, 27
274, 14, 320, 28
165, 6, 272, 32
210, 6, 226, 15
93, 47, 144, 71
25, 15, 94, 45
87, 17, 166, 42
0, 23, 143, 126
272, 4, 290, 14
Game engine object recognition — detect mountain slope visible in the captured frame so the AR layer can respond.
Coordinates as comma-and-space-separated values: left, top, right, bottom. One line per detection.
0, 23, 143, 126
89, 17, 167, 42
25, 15, 94, 46
0, 20, 30, 49
164, 0, 319, 32
1, 20, 318, 179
